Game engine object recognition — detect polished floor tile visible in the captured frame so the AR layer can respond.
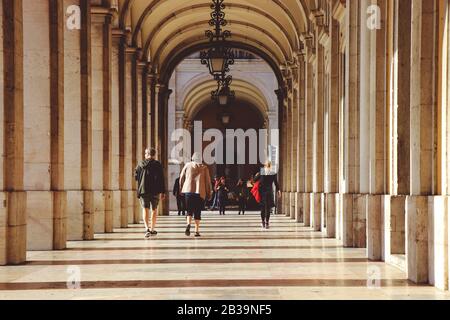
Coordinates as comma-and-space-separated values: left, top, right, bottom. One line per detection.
0, 212, 449, 300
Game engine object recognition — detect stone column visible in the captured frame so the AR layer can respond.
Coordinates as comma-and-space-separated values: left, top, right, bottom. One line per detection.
64, 0, 84, 241
1, 0, 27, 264
148, 73, 156, 149
284, 97, 290, 217
304, 43, 314, 227
158, 85, 172, 216
326, 15, 341, 239
366, 0, 388, 261
340, 0, 362, 247
23, 0, 67, 250
296, 52, 306, 223
286, 83, 294, 218
312, 11, 325, 232
80, 0, 94, 240
92, 6, 115, 234
132, 58, 145, 224
0, 0, 5, 264
91, 6, 109, 235
289, 78, 298, 220
111, 29, 123, 229
118, 36, 133, 228
275, 89, 286, 215
406, 0, 438, 284
50, 0, 67, 249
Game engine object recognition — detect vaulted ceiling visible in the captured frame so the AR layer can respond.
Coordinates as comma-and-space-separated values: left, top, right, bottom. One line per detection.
117, 0, 310, 74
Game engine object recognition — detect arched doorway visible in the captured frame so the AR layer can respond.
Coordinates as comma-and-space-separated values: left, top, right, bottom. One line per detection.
166, 52, 279, 212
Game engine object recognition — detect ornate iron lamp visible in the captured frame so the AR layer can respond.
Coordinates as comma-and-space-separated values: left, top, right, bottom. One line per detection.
212, 73, 235, 107
200, 0, 234, 76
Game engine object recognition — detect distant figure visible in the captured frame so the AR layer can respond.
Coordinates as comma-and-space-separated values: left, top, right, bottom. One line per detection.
211, 176, 221, 210
216, 176, 229, 215
134, 148, 166, 239
173, 176, 186, 216
179, 152, 213, 237
235, 179, 249, 215
254, 162, 281, 229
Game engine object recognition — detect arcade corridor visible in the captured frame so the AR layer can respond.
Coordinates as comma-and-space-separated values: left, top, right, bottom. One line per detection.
1, 0, 450, 300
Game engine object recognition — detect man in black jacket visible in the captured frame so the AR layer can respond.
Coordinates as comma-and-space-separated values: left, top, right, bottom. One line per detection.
135, 148, 166, 238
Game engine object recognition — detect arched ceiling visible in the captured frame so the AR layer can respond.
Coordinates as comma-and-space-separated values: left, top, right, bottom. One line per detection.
119, 0, 309, 73
183, 78, 270, 121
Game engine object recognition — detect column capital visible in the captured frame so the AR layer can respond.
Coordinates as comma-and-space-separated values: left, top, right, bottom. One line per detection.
91, 6, 116, 17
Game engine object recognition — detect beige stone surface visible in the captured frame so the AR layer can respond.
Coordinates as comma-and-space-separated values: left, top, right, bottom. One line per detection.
367, 195, 382, 261
406, 196, 429, 284
428, 196, 448, 290
27, 191, 53, 251
93, 191, 105, 234
66, 191, 84, 241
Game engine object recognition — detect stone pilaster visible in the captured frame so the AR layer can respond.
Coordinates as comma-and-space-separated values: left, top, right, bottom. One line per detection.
80, 0, 94, 240
111, 29, 123, 229
50, 0, 67, 249
296, 52, 306, 223
1, 0, 26, 265
304, 44, 314, 227
342, 0, 362, 246
64, 0, 84, 241
23, 0, 67, 250
91, 6, 110, 234
406, 196, 429, 283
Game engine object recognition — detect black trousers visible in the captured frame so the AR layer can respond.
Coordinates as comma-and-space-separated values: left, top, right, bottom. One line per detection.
260, 193, 274, 223
238, 198, 246, 214
176, 195, 186, 215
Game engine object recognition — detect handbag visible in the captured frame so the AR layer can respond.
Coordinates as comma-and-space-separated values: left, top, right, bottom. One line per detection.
251, 181, 261, 203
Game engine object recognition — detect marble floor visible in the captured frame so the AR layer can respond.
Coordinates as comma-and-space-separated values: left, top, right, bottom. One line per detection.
0, 212, 449, 300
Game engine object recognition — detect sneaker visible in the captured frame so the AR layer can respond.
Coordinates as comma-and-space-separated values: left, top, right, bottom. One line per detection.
150, 230, 158, 236
185, 225, 191, 236
145, 230, 151, 239
265, 222, 270, 230
195, 232, 201, 237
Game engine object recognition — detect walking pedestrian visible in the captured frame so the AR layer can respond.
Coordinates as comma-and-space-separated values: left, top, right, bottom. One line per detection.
134, 148, 166, 238
179, 152, 213, 237
254, 162, 281, 229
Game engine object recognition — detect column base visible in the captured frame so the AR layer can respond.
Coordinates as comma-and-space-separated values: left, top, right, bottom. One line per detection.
1, 192, 27, 265
120, 191, 129, 228
428, 196, 448, 290
367, 195, 382, 261
53, 191, 67, 250
311, 194, 322, 232
325, 193, 338, 239
303, 193, 311, 227
112, 191, 121, 229
83, 191, 94, 240
93, 191, 106, 234
295, 192, 303, 223
67, 191, 84, 241
104, 191, 113, 234
290, 192, 296, 220
406, 196, 429, 284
